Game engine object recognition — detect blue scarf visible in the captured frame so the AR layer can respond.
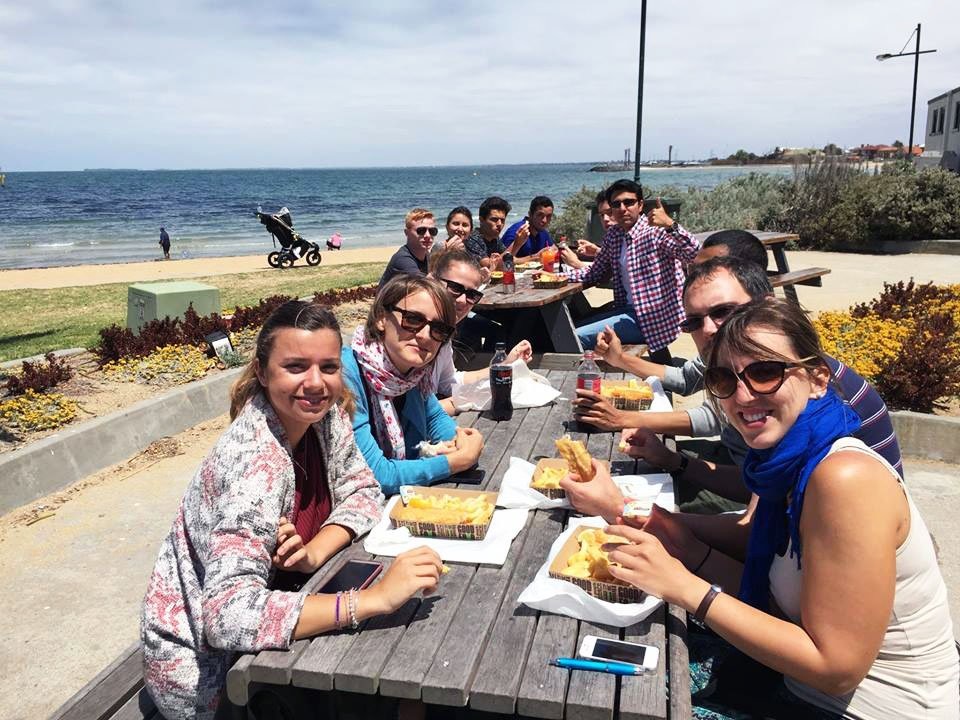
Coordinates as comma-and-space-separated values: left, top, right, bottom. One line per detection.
739, 390, 861, 610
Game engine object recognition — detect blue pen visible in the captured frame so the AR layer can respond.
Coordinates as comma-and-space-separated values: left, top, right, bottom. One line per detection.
549, 657, 642, 676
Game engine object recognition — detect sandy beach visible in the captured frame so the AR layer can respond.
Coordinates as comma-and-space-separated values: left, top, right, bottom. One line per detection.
0, 245, 398, 291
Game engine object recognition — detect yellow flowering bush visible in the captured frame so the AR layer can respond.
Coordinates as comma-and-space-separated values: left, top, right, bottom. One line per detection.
814, 311, 911, 383
0, 390, 79, 432
103, 344, 216, 386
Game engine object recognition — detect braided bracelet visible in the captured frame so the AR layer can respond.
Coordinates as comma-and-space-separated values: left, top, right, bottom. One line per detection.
348, 588, 359, 629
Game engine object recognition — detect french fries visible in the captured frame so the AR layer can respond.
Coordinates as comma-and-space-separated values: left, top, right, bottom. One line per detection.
393, 493, 494, 526
555, 436, 594, 481
561, 528, 629, 584
530, 465, 567, 490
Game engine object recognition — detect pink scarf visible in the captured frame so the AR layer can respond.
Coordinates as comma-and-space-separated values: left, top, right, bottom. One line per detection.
351, 325, 434, 460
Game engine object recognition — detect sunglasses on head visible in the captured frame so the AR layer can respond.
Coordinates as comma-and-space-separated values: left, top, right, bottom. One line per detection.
414, 226, 440, 237
680, 303, 748, 333
609, 197, 640, 210
439, 277, 484, 304
386, 305, 455, 343
704, 358, 816, 399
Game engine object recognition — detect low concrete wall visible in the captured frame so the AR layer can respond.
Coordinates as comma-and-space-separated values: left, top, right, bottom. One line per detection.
891, 411, 960, 466
0, 367, 243, 516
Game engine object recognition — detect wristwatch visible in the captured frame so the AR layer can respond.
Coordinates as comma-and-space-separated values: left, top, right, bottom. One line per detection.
666, 219, 679, 234
694, 584, 722, 624
669, 452, 689, 480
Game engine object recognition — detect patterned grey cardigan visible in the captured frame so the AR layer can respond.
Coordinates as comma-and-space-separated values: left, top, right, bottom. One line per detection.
140, 392, 384, 719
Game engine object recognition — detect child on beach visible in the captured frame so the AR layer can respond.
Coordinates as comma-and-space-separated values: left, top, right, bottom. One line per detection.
141, 300, 443, 720
341, 275, 484, 496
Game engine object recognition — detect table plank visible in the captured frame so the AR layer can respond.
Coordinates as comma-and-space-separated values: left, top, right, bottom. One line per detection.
471, 509, 568, 715
619, 605, 668, 720
419, 527, 527, 707
667, 603, 692, 720
515, 613, 579, 719
564, 621, 620, 720
476, 282, 584, 310
378, 563, 475, 699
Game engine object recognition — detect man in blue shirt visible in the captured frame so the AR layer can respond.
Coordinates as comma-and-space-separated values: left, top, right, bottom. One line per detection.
502, 196, 554, 262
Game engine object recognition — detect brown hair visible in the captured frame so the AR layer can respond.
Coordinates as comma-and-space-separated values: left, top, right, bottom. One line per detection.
707, 297, 828, 375
429, 247, 483, 277
404, 208, 434, 227
229, 300, 354, 421
363, 275, 456, 344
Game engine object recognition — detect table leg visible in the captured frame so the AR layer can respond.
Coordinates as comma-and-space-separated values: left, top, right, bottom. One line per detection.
539, 301, 583, 354
770, 243, 799, 304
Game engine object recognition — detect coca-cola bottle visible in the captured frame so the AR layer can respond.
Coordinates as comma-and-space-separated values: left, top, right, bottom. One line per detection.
501, 252, 516, 294
489, 342, 513, 421
574, 350, 601, 431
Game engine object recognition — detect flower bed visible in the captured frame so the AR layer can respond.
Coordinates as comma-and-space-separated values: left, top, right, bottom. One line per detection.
0, 390, 79, 432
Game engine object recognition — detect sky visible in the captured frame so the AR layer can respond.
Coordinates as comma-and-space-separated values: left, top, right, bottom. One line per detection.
2, 0, 958, 171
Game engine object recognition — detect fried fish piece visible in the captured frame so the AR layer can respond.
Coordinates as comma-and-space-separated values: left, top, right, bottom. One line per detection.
555, 436, 594, 481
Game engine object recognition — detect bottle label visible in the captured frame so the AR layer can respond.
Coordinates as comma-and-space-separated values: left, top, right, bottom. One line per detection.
577, 375, 601, 393
491, 366, 513, 386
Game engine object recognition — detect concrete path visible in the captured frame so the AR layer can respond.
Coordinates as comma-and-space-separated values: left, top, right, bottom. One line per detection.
1, 413, 958, 720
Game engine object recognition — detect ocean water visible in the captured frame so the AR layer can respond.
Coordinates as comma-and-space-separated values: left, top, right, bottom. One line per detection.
0, 164, 794, 269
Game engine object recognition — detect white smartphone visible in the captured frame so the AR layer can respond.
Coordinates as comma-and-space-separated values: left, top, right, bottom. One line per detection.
578, 635, 659, 672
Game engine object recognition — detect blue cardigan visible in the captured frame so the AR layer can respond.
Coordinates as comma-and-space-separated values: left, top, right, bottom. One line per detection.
341, 346, 457, 496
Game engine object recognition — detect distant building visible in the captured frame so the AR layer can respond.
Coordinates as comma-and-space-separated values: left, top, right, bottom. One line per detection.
917, 85, 960, 172
853, 144, 920, 160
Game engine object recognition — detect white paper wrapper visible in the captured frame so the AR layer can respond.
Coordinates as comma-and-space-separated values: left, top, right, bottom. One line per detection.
363, 495, 528, 566
517, 516, 663, 627
614, 474, 675, 513
451, 359, 561, 412
645, 376, 673, 412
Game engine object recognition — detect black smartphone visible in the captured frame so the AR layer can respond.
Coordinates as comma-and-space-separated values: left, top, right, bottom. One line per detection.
316, 560, 383, 594
448, 466, 486, 485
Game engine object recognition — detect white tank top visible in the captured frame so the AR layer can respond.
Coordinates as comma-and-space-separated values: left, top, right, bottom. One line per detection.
769, 437, 959, 718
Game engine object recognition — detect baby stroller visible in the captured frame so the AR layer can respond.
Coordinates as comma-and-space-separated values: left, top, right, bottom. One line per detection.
254, 206, 322, 268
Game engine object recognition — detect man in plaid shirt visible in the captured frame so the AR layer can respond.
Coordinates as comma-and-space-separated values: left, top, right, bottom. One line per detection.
563, 179, 700, 355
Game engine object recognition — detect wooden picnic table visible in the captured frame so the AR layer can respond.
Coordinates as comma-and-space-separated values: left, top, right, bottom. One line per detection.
475, 280, 585, 354
226, 367, 691, 720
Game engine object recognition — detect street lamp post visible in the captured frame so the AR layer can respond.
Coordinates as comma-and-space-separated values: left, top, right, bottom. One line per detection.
633, 0, 647, 182
876, 23, 937, 157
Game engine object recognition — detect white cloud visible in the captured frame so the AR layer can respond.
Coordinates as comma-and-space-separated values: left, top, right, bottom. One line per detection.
1, 0, 957, 169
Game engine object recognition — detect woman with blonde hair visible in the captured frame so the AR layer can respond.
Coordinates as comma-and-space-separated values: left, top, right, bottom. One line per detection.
341, 275, 484, 496
141, 300, 443, 719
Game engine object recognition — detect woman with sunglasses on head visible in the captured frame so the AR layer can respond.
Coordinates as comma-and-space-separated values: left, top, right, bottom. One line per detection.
342, 275, 485, 496
427, 249, 533, 415
141, 301, 444, 720
600, 297, 958, 718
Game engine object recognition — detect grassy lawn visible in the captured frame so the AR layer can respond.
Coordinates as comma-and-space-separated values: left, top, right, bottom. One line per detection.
0, 263, 383, 362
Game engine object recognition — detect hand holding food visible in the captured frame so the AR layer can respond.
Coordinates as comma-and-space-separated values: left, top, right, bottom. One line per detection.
559, 460, 625, 524
603, 524, 699, 605
555, 436, 594, 480
619, 427, 675, 468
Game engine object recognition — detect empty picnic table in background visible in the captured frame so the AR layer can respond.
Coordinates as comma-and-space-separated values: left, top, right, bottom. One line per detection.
474, 280, 586, 354
226, 366, 691, 720
692, 231, 830, 304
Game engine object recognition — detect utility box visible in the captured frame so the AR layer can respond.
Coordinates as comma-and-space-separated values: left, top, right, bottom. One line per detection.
126, 281, 220, 333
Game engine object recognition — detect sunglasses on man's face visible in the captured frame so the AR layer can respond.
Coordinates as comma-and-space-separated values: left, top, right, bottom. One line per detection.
609, 197, 640, 210
414, 226, 440, 237
704, 358, 815, 399
439, 277, 484, 304
679, 303, 748, 333
386, 305, 455, 343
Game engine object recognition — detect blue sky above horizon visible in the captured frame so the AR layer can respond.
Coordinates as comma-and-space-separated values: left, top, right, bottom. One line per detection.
2, 0, 958, 171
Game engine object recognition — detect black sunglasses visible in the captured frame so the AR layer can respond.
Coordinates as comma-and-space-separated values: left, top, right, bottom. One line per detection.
679, 303, 748, 333
386, 305, 455, 343
609, 197, 640, 209
414, 226, 440, 237
704, 358, 816, 399
438, 277, 484, 304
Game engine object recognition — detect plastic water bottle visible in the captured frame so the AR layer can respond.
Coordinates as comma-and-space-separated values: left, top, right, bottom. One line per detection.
501, 252, 516, 294
574, 350, 601, 430
489, 342, 513, 421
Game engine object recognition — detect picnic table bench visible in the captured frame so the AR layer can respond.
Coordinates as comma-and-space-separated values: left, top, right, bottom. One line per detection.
226, 365, 691, 719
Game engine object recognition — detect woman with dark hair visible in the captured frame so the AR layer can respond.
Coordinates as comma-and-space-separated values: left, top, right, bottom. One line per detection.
599, 297, 958, 718
429, 206, 474, 265
141, 300, 444, 719
341, 275, 484, 495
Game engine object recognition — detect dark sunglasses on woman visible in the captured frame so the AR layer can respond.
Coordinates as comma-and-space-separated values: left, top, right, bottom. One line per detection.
386, 305, 455, 343
679, 302, 748, 333
438, 277, 484, 304
704, 358, 816, 399
414, 226, 440, 237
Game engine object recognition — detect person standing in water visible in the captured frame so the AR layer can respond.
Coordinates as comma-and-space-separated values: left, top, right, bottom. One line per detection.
159, 226, 171, 260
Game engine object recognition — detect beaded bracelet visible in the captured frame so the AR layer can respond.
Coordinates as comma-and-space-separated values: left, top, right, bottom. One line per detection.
348, 587, 359, 629
334, 591, 343, 630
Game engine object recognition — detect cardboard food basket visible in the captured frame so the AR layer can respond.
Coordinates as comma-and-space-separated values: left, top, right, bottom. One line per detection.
487, 272, 504, 286
530, 458, 611, 499
600, 380, 653, 411
390, 487, 498, 541
548, 532, 645, 604
533, 275, 567, 289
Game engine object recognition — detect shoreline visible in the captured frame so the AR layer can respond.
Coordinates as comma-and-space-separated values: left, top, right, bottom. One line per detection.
0, 245, 398, 291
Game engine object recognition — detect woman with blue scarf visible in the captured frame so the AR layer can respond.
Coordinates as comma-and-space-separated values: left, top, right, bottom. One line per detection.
603, 298, 957, 719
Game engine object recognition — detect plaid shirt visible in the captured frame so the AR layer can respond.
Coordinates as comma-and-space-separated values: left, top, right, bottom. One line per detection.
563, 216, 699, 350
464, 228, 505, 260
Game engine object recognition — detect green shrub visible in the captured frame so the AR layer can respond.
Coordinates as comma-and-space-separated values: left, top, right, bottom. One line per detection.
550, 186, 600, 241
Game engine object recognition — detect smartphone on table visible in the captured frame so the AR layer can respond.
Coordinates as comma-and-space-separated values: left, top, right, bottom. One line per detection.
578, 635, 659, 672
316, 560, 383, 594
